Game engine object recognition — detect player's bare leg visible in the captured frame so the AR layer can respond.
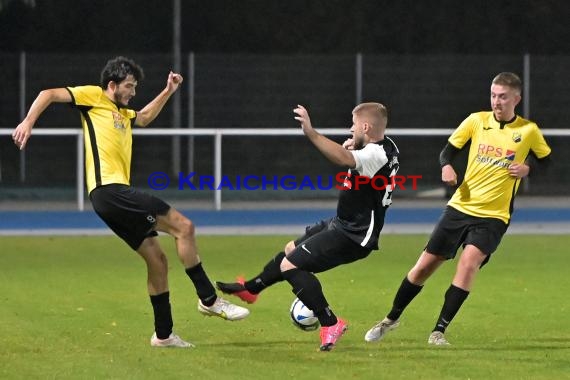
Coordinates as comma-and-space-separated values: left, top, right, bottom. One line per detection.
155, 208, 249, 321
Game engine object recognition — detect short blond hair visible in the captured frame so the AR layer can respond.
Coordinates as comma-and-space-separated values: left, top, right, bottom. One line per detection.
352, 102, 388, 129
492, 72, 522, 94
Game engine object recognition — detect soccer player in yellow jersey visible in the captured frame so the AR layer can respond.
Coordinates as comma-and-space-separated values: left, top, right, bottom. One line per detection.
364, 72, 552, 346
12, 56, 249, 348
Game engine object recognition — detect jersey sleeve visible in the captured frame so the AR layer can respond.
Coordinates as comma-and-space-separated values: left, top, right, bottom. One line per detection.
66, 85, 103, 107
448, 114, 476, 149
126, 109, 137, 120
351, 143, 388, 178
530, 125, 552, 159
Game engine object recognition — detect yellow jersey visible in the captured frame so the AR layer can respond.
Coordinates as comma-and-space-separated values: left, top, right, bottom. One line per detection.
447, 111, 551, 223
67, 85, 137, 193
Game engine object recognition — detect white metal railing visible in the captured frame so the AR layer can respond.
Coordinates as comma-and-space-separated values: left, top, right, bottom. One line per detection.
2, 128, 569, 210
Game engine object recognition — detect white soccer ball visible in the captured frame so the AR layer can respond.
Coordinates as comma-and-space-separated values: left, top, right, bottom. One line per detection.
290, 297, 319, 331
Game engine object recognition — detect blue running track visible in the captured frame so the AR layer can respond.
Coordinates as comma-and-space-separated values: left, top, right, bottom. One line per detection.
0, 207, 569, 234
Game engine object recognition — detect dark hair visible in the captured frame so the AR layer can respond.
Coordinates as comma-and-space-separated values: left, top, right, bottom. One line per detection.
492, 72, 522, 94
100, 56, 144, 89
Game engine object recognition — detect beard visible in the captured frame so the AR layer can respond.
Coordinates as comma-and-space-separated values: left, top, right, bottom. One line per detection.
113, 91, 128, 107
353, 136, 365, 150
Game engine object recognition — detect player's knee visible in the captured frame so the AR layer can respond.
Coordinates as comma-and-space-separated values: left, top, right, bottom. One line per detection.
284, 241, 296, 255
457, 258, 481, 274
178, 218, 196, 239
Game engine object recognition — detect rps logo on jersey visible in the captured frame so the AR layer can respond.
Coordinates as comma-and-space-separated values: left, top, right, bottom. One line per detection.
112, 112, 127, 131
477, 144, 516, 161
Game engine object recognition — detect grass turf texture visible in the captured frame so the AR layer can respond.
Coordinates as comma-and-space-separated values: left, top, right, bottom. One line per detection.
0, 235, 568, 380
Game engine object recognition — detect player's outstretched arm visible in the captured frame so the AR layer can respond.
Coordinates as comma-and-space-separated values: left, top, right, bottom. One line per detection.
12, 88, 72, 150
293, 104, 356, 168
136, 71, 183, 127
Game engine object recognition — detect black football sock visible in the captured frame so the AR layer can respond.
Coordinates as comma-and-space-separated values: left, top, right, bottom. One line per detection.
282, 268, 337, 327
244, 251, 286, 294
150, 291, 173, 339
313, 306, 338, 327
433, 284, 469, 333
386, 276, 423, 321
185, 262, 217, 306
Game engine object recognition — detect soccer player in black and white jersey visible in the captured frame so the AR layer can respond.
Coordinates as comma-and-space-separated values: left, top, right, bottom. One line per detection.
364, 72, 551, 346
217, 102, 400, 351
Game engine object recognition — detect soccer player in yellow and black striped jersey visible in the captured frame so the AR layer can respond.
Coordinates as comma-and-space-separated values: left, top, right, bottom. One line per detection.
364, 72, 552, 346
12, 56, 249, 348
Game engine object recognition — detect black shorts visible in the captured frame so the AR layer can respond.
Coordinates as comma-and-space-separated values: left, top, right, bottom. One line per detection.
89, 184, 171, 250
288, 218, 372, 273
426, 206, 508, 265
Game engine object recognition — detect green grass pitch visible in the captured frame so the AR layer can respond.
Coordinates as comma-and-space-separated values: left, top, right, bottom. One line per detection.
0, 234, 568, 380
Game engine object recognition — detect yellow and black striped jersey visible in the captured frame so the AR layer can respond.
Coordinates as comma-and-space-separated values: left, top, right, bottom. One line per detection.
447, 111, 551, 223
67, 85, 137, 194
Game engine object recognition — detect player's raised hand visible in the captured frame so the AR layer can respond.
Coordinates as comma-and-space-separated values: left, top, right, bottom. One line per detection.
293, 105, 314, 135
166, 71, 183, 93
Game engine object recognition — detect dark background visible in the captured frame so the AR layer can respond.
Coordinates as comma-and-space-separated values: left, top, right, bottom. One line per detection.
1, 0, 570, 54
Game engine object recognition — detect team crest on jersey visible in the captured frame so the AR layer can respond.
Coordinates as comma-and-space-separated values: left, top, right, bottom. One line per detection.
112, 112, 126, 131
512, 132, 522, 143
388, 156, 399, 169
505, 150, 516, 161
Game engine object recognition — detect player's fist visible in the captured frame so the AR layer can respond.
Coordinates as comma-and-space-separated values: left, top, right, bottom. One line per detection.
166, 71, 183, 93
170, 72, 183, 84
441, 164, 457, 186
343, 138, 355, 150
508, 163, 530, 178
